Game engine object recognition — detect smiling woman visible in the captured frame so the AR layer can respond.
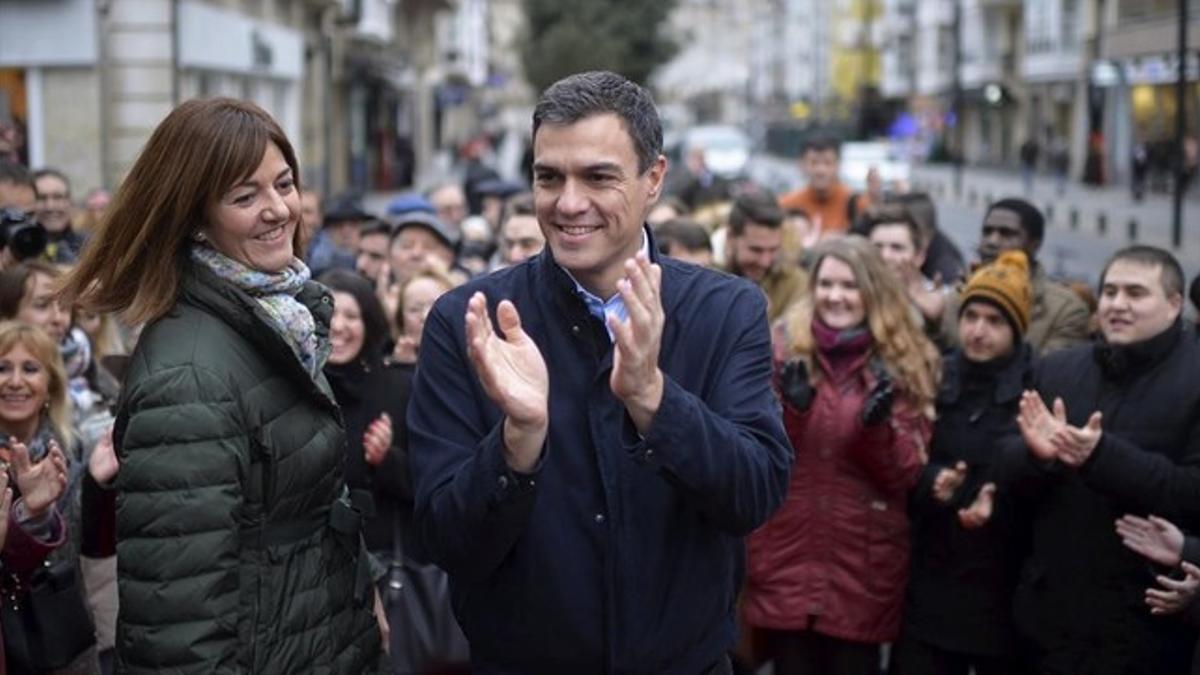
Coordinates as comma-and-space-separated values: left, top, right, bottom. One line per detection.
744, 237, 940, 672
0, 320, 96, 670
0, 261, 71, 345
57, 98, 384, 674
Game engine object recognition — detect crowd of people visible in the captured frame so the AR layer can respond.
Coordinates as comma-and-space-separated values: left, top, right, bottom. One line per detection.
0, 69, 1195, 675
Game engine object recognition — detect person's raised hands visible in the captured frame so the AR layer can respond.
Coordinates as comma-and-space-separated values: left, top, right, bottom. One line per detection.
11, 438, 67, 520
464, 293, 549, 471
1117, 514, 1185, 568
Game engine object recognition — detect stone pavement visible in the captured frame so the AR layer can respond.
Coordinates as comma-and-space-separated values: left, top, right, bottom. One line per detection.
910, 164, 1200, 254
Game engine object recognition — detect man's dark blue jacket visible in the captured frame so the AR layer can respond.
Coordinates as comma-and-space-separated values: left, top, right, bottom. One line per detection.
407, 229, 792, 674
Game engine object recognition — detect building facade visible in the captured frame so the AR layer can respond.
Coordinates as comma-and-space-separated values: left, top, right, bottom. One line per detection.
0, 0, 472, 198
1098, 0, 1200, 184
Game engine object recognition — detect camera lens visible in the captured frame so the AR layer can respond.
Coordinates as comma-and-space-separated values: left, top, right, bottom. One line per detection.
9, 222, 47, 261
0, 209, 48, 261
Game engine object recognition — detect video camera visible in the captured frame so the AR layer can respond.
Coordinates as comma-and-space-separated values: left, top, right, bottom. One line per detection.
0, 208, 48, 262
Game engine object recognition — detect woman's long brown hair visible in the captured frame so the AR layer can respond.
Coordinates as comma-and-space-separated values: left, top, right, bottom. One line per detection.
58, 98, 302, 325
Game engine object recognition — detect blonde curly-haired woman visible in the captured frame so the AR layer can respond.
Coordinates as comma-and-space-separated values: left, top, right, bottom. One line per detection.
744, 236, 940, 675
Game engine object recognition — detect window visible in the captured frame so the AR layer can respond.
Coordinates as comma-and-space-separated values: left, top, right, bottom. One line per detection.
1062, 0, 1078, 49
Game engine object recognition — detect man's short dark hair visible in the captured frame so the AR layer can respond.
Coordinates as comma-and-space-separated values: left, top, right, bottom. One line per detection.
0, 161, 35, 191
987, 198, 1045, 243
532, 71, 662, 174
728, 189, 784, 236
359, 218, 392, 238
501, 192, 535, 229
802, 134, 841, 157
1101, 245, 1184, 299
862, 204, 924, 251
32, 168, 70, 196
891, 192, 938, 240
655, 218, 712, 256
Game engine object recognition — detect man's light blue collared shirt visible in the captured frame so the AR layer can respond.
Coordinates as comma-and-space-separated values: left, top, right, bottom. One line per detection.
562, 230, 650, 342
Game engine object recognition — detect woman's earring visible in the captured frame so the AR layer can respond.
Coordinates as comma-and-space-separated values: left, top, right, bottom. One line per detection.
192, 230, 207, 243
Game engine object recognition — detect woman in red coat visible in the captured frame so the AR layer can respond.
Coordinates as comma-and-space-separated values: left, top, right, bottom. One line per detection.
745, 236, 940, 675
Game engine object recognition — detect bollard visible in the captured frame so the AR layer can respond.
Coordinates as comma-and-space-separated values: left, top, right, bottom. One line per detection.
968, 190, 977, 206
1098, 213, 1108, 236
1128, 219, 1138, 242
1070, 208, 1079, 230
1045, 204, 1055, 224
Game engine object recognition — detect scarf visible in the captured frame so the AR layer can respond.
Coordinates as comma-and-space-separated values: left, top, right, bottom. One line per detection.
812, 317, 872, 378
191, 245, 329, 377
59, 326, 99, 422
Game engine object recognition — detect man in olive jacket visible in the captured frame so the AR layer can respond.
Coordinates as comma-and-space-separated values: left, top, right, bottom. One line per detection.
941, 198, 1090, 356
408, 71, 791, 673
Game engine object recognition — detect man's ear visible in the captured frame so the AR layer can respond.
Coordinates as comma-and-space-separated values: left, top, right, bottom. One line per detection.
645, 154, 668, 204
1169, 292, 1184, 321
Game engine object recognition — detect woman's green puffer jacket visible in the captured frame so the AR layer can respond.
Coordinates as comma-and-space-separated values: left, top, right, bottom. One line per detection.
112, 261, 381, 674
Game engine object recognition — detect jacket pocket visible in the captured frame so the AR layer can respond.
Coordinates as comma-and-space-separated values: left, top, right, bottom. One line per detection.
865, 499, 908, 600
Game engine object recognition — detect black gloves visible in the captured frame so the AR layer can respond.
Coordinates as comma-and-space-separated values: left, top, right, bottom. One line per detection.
861, 359, 894, 427
779, 359, 815, 412
781, 357, 893, 424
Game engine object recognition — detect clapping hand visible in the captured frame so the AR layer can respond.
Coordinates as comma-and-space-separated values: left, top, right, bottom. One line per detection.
608, 253, 666, 434
10, 438, 68, 521
958, 483, 996, 529
1017, 392, 1103, 465
932, 461, 968, 504
1116, 514, 1185, 568
0, 472, 12, 550
778, 359, 815, 412
392, 336, 419, 365
861, 365, 894, 427
88, 427, 119, 485
1146, 562, 1200, 615
800, 214, 824, 249
1054, 412, 1103, 467
363, 413, 392, 467
465, 292, 549, 472
907, 272, 947, 323
1017, 392, 1066, 461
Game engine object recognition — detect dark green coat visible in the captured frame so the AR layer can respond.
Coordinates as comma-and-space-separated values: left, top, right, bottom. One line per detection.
113, 261, 381, 674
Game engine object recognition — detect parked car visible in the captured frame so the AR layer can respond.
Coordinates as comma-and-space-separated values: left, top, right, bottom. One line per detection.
840, 141, 911, 191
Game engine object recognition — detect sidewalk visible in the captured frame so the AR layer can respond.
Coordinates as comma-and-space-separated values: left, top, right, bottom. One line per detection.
910, 164, 1200, 253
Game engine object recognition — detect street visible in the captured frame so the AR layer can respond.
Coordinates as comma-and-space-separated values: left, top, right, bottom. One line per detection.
912, 164, 1200, 286
747, 154, 1200, 286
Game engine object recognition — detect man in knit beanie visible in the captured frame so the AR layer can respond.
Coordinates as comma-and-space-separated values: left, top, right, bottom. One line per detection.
894, 249, 1036, 672
958, 250, 1033, 348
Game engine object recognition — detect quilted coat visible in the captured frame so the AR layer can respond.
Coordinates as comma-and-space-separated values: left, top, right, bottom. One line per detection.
112, 260, 381, 674
744, 344, 930, 644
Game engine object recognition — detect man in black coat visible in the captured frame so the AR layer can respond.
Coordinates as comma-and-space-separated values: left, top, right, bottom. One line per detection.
895, 250, 1035, 674
1005, 245, 1200, 674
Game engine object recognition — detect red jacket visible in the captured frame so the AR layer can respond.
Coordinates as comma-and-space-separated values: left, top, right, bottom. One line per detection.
744, 349, 930, 643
